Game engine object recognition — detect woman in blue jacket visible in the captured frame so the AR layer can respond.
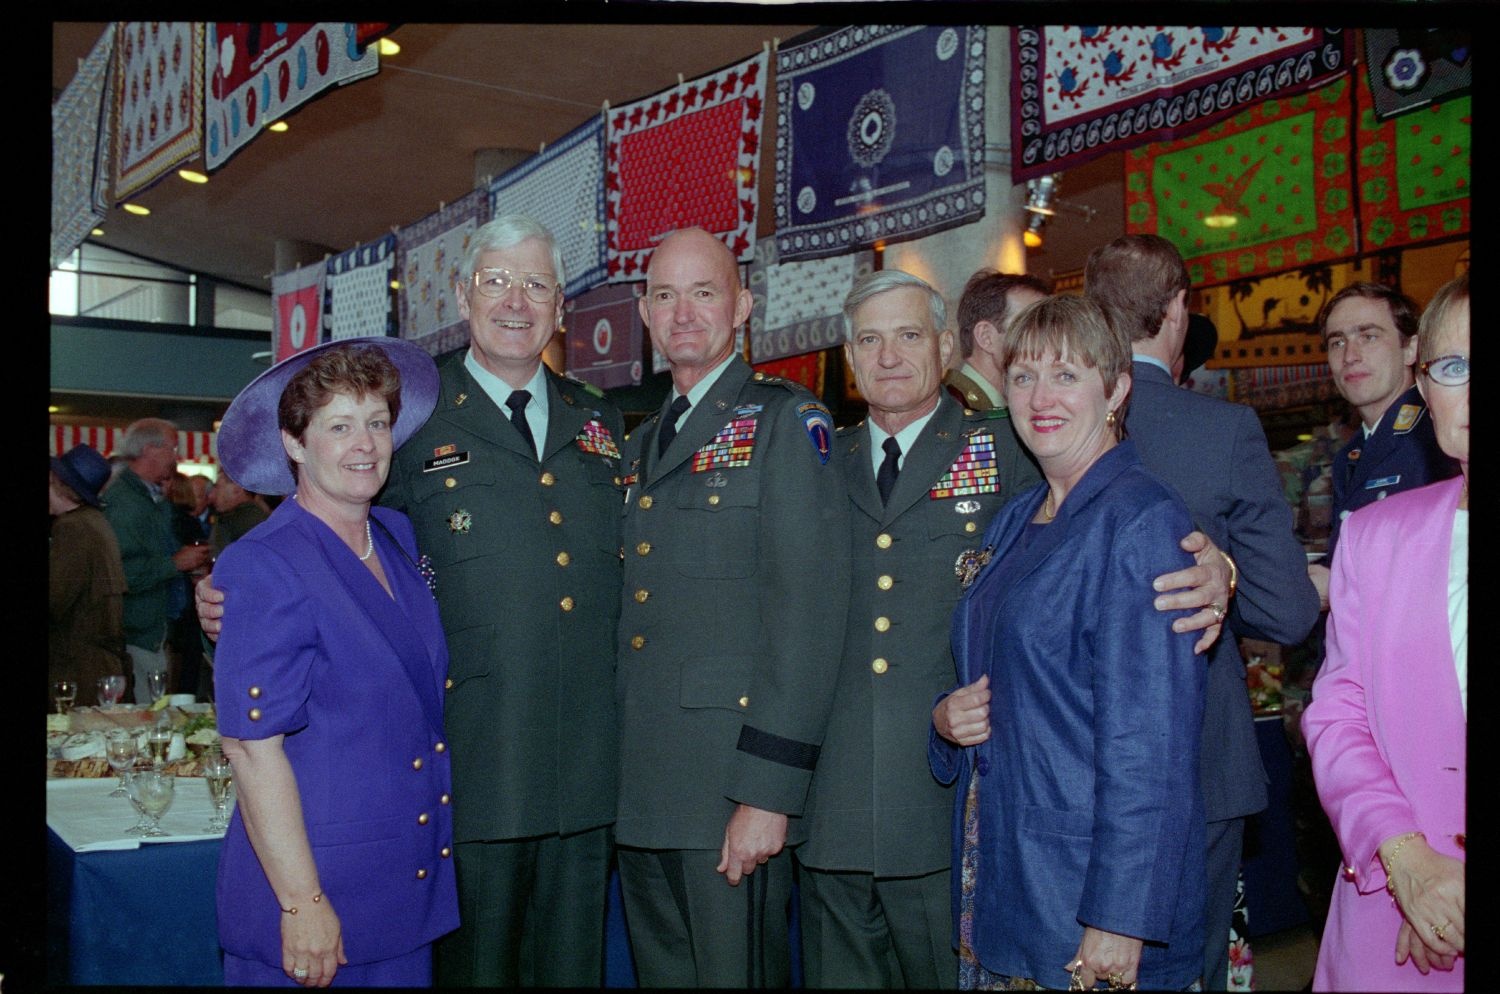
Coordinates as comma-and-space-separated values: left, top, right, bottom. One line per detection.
931, 295, 1205, 990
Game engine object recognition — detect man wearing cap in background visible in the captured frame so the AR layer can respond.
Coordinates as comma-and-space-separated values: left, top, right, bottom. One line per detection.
104, 418, 213, 703
613, 227, 849, 987
1086, 234, 1320, 991
50, 444, 128, 707
1309, 282, 1460, 608
942, 271, 1049, 412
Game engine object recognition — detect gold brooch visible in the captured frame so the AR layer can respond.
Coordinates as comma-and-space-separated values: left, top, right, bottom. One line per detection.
954, 547, 993, 589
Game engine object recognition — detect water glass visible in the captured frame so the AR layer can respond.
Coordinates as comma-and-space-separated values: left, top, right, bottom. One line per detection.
146, 670, 169, 702
145, 719, 174, 769
52, 679, 78, 715
97, 674, 127, 708
203, 750, 233, 832
131, 770, 175, 838
105, 730, 137, 798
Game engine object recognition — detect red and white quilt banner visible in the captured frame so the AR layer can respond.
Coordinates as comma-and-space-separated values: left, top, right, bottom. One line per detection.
113, 22, 203, 201
272, 260, 328, 363
606, 48, 768, 281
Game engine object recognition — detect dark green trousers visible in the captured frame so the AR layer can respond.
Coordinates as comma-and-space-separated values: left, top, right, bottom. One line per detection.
435, 826, 611, 988
798, 863, 956, 988
617, 846, 792, 988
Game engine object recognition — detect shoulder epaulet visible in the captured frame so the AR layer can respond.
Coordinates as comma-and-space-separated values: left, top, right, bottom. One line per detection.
562, 374, 606, 400
747, 371, 814, 396
962, 406, 1011, 422
835, 421, 863, 438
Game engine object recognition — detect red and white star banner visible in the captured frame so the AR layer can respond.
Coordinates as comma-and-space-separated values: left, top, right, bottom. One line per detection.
606, 48, 768, 281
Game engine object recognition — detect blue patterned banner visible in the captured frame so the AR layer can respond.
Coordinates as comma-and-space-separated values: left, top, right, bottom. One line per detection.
775, 25, 986, 262
325, 235, 396, 340
489, 116, 607, 298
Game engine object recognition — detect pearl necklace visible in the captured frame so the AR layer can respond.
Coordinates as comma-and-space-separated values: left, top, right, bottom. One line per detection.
358, 518, 374, 561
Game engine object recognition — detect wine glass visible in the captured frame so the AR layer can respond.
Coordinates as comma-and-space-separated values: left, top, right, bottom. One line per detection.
203, 750, 233, 832
123, 770, 153, 835
52, 679, 78, 715
97, 674, 127, 709
145, 718, 174, 769
132, 770, 175, 838
105, 730, 138, 798
146, 670, 169, 703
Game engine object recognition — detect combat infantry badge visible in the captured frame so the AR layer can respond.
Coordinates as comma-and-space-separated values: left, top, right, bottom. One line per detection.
954, 547, 993, 589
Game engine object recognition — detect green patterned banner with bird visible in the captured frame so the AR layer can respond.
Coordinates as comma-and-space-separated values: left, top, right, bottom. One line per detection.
1125, 77, 1356, 289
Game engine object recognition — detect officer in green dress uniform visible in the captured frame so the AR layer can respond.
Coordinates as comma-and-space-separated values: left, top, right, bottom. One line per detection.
614, 227, 850, 987
380, 215, 625, 988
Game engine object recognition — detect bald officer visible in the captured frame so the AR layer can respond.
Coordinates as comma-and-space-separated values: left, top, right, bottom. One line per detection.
614, 227, 850, 987
378, 214, 625, 987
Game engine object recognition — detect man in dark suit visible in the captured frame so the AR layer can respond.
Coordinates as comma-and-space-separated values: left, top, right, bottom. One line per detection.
614, 227, 849, 987
1310, 282, 1459, 606
801, 269, 1243, 988
1086, 234, 1321, 990
943, 271, 1048, 412
379, 214, 625, 988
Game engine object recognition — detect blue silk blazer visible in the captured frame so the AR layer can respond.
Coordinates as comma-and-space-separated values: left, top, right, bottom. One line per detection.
929, 441, 1206, 989
214, 499, 459, 968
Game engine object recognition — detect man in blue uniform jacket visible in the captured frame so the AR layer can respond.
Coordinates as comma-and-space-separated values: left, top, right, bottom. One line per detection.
1086, 235, 1321, 991
1310, 282, 1460, 607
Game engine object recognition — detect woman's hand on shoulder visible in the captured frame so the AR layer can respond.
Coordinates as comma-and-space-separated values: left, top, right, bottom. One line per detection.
1066, 925, 1143, 990
281, 894, 347, 987
933, 674, 991, 747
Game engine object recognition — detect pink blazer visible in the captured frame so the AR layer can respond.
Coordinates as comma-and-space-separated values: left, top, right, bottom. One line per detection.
1303, 476, 1465, 991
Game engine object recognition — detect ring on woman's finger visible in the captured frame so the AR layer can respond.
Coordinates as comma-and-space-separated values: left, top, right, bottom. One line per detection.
1431, 922, 1449, 940
292, 967, 309, 979
1208, 602, 1226, 622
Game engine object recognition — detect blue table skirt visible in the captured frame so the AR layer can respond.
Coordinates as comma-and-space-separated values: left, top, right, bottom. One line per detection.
1241, 714, 1311, 937
48, 827, 803, 987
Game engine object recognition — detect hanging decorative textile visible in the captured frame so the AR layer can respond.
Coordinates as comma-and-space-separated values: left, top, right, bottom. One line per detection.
325, 236, 397, 341
1123, 76, 1357, 288
1354, 70, 1469, 252
605, 47, 769, 280
563, 283, 643, 390
113, 22, 203, 201
1362, 28, 1471, 121
204, 23, 379, 171
489, 116, 608, 299
50, 426, 219, 464
395, 188, 492, 357
1011, 26, 1351, 182
53, 25, 116, 268
747, 238, 873, 364
774, 25, 987, 262
272, 260, 328, 363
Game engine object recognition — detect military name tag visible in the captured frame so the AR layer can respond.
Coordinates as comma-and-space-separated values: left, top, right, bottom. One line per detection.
423, 451, 471, 472
931, 430, 1000, 499
1365, 475, 1401, 489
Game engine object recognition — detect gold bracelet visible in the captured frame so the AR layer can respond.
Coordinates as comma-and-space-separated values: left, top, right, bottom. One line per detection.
1382, 832, 1425, 894
1218, 549, 1238, 599
279, 891, 323, 915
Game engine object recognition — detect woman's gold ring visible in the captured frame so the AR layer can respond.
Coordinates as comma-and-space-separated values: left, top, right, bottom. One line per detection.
1431, 922, 1448, 940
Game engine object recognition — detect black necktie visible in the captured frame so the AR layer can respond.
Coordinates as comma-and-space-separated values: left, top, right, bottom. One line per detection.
505, 390, 536, 457
877, 436, 901, 505
658, 395, 692, 458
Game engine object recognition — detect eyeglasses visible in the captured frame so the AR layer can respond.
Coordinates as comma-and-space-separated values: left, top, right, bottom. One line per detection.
471, 268, 559, 303
1419, 354, 1469, 387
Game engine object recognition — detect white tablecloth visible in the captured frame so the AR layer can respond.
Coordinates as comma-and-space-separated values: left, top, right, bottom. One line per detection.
47, 776, 233, 852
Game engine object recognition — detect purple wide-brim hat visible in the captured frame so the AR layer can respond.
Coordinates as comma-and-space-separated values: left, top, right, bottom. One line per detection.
217, 338, 440, 496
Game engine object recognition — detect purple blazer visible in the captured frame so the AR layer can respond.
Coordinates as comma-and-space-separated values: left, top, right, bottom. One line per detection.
213, 499, 459, 969
1304, 476, 1465, 991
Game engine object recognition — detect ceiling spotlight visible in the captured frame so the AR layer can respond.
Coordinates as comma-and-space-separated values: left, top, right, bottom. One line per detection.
378, 38, 400, 56
90, 227, 104, 237
268, 121, 289, 133
1023, 211, 1047, 248
1203, 213, 1239, 229
123, 203, 150, 216
178, 168, 208, 184
1025, 175, 1059, 217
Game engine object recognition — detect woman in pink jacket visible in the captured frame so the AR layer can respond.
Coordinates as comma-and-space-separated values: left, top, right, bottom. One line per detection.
1303, 272, 1467, 991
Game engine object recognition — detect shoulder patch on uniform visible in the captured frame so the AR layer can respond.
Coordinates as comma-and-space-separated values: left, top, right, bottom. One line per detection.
798, 402, 833, 465
1391, 403, 1424, 434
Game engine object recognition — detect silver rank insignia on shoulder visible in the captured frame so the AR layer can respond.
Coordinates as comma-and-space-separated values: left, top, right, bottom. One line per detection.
955, 500, 981, 514
954, 547, 993, 588
704, 472, 728, 488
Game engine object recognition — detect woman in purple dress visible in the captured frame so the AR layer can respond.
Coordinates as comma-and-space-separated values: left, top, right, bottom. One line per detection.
212, 339, 456, 987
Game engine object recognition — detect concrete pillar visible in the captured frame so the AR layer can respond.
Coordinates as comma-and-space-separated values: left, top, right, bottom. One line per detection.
882, 26, 1030, 316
